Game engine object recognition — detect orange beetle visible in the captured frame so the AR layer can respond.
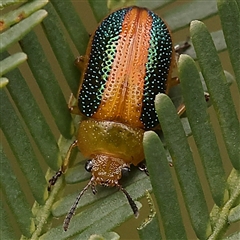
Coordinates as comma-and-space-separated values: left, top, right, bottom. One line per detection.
48, 6, 186, 230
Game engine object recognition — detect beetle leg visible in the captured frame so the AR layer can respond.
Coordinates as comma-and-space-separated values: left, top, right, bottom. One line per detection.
177, 92, 210, 117
165, 40, 189, 94
165, 77, 180, 95
62, 140, 78, 172
68, 93, 81, 115
174, 38, 191, 60
91, 184, 97, 195
204, 92, 210, 102
48, 140, 78, 191
74, 55, 85, 70
137, 162, 149, 176
177, 103, 186, 117
48, 170, 63, 191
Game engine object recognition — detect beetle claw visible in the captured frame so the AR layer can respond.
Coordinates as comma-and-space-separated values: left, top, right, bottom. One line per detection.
48, 170, 63, 191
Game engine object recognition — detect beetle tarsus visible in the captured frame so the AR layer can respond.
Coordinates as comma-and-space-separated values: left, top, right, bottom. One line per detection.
91, 184, 97, 195
48, 170, 63, 191
74, 55, 85, 70
137, 162, 149, 176
175, 38, 191, 55
204, 92, 210, 102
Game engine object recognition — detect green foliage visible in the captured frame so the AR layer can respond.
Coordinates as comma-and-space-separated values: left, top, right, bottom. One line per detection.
0, 0, 239, 239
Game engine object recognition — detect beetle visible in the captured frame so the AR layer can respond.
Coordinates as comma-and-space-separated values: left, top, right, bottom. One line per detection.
48, 6, 188, 231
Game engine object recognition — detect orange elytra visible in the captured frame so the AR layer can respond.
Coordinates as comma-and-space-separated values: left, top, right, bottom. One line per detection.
49, 6, 179, 230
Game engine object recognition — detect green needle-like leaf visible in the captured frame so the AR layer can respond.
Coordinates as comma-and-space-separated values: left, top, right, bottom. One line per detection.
178, 54, 227, 207
40, 191, 142, 239
0, 52, 27, 76
0, 0, 48, 31
137, 0, 175, 10
0, 199, 17, 239
228, 204, 240, 223
0, 146, 34, 237
0, 77, 9, 87
2, 51, 61, 171
155, 94, 211, 240
51, 0, 89, 55
71, 202, 141, 240
20, 31, 74, 139
217, 0, 240, 92
224, 232, 240, 240
89, 0, 109, 22
190, 20, 240, 170
88, 232, 120, 240
163, 0, 218, 32
65, 161, 91, 184
0, 10, 48, 52
138, 213, 161, 240
143, 131, 187, 239
209, 169, 240, 239
0, 91, 47, 205
137, 191, 162, 240
51, 170, 150, 218
0, 0, 27, 9
42, 2, 81, 93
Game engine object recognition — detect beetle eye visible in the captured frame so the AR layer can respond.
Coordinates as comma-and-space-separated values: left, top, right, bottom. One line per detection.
121, 166, 130, 177
85, 159, 93, 172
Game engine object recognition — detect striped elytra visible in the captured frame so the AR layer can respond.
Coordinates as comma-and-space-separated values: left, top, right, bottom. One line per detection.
78, 6, 173, 130
49, 6, 175, 231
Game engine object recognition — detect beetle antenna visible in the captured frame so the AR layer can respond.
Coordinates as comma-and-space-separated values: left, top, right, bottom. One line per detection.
118, 185, 139, 218
63, 179, 93, 231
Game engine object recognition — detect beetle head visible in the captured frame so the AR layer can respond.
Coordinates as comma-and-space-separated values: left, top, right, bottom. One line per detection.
63, 154, 138, 231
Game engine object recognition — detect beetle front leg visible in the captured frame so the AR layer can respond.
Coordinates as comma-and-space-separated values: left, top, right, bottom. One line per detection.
68, 93, 81, 115
74, 55, 85, 70
176, 92, 210, 117
48, 140, 78, 191
174, 39, 191, 60
137, 162, 149, 176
